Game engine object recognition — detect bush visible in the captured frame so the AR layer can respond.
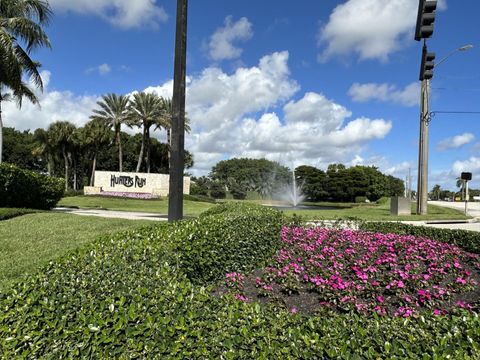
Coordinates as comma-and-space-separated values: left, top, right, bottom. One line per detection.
360, 221, 480, 254
183, 194, 216, 203
0, 163, 64, 209
355, 196, 368, 203
173, 202, 284, 284
230, 184, 247, 200
190, 182, 209, 196
1, 222, 480, 358
1, 208, 480, 357
209, 182, 226, 199
0, 208, 38, 221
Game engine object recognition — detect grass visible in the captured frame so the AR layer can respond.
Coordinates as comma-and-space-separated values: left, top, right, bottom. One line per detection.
281, 201, 469, 221
58, 195, 215, 217
0, 212, 152, 291
59, 196, 468, 221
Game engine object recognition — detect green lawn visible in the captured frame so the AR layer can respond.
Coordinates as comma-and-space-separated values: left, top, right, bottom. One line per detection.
58, 196, 215, 217
59, 196, 468, 221
280, 201, 469, 221
0, 212, 152, 291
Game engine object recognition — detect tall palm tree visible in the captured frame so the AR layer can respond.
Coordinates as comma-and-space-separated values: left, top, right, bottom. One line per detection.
90, 94, 129, 172
82, 119, 111, 185
128, 92, 166, 173
0, 0, 52, 163
48, 121, 76, 191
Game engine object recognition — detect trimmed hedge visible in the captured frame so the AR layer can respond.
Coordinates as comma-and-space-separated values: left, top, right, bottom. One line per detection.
172, 202, 284, 283
0, 208, 38, 221
0, 163, 64, 209
360, 221, 480, 254
1, 204, 479, 357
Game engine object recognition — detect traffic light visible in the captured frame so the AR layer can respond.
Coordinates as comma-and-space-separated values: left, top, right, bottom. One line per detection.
415, 0, 437, 41
419, 45, 435, 80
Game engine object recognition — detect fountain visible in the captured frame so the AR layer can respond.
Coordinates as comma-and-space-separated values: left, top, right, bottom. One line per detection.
279, 168, 306, 207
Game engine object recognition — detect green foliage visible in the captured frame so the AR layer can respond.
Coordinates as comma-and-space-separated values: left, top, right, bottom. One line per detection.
209, 182, 226, 199
174, 202, 284, 283
355, 196, 368, 203
0, 208, 37, 221
229, 183, 247, 200
1, 212, 479, 357
183, 194, 216, 203
0, 163, 64, 209
296, 164, 404, 203
360, 222, 480, 254
210, 158, 291, 197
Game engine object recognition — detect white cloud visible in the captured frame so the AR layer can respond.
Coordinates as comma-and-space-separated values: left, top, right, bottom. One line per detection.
4, 52, 393, 176
348, 82, 419, 107
86, 63, 111, 75
318, 0, 447, 62
48, 0, 168, 29
453, 157, 480, 177
208, 16, 253, 61
3, 71, 99, 131
437, 133, 475, 151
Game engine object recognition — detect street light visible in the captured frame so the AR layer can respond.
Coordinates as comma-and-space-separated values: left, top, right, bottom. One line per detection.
416, 44, 473, 215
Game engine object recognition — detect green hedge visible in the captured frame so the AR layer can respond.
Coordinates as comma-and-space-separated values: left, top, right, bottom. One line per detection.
0, 163, 64, 210
1, 204, 479, 357
0, 207, 38, 221
360, 221, 480, 254
172, 202, 284, 284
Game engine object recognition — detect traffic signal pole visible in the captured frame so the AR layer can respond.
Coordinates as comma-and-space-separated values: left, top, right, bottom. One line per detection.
416, 78, 430, 215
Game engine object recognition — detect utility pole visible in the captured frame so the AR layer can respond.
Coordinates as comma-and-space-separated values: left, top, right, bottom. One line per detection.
168, 0, 188, 222
417, 77, 430, 215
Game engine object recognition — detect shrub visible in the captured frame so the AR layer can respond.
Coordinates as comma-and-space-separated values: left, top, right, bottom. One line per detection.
1, 210, 480, 357
190, 182, 209, 196
0, 163, 64, 209
355, 196, 368, 203
173, 202, 284, 283
183, 194, 216, 203
209, 182, 226, 199
229, 184, 247, 200
360, 222, 480, 254
0, 208, 38, 221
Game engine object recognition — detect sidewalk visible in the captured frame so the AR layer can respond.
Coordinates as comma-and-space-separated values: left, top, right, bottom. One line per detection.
54, 207, 168, 221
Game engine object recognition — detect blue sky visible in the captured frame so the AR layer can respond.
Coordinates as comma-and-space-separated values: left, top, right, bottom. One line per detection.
4, 0, 480, 189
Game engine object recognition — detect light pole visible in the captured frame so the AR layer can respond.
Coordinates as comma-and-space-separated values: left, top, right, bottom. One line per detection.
416, 44, 473, 215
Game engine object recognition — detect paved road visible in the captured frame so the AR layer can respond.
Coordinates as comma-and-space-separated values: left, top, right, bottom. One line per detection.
429, 200, 480, 219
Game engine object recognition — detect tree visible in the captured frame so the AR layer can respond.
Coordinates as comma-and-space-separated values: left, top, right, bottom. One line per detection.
0, 0, 52, 163
430, 184, 441, 200
159, 97, 191, 168
48, 121, 76, 191
32, 128, 56, 174
90, 94, 129, 172
127, 92, 166, 173
81, 119, 111, 185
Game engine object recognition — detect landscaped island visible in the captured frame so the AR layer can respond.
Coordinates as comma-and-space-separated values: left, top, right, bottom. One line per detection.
1, 202, 478, 358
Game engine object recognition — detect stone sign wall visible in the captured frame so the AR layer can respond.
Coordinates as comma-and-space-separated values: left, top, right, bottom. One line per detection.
85, 171, 190, 197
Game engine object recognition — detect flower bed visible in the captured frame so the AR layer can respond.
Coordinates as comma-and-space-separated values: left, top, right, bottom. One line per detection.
98, 191, 158, 199
224, 227, 480, 317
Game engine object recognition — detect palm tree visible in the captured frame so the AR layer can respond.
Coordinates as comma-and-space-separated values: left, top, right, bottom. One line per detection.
82, 119, 111, 185
48, 121, 76, 191
128, 92, 166, 173
0, 0, 52, 164
90, 94, 129, 172
32, 127, 56, 175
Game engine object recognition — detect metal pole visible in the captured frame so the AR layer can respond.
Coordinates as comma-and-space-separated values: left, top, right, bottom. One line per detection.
168, 0, 188, 222
416, 79, 429, 215
465, 180, 469, 215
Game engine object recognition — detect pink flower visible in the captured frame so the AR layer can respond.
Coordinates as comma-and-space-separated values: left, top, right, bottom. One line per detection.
376, 296, 384, 303
456, 277, 467, 285
433, 309, 442, 316
291, 307, 298, 314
